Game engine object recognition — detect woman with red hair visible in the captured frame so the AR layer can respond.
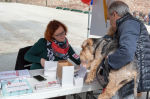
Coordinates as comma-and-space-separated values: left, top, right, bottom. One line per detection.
24, 20, 80, 70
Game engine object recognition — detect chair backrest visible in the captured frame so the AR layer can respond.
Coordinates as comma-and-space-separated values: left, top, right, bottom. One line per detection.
15, 46, 32, 70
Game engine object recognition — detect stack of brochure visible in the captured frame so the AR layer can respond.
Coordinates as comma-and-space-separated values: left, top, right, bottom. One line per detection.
1, 78, 33, 96
0, 70, 30, 80
35, 80, 60, 90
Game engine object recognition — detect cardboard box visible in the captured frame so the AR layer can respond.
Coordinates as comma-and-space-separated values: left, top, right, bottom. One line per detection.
56, 60, 73, 80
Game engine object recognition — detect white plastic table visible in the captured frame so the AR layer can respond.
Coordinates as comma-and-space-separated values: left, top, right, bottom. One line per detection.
0, 69, 102, 99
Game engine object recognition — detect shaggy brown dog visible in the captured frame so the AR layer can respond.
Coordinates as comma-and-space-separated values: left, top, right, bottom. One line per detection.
80, 32, 139, 99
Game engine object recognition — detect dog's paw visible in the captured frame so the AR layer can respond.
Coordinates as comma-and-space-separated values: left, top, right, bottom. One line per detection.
98, 94, 109, 99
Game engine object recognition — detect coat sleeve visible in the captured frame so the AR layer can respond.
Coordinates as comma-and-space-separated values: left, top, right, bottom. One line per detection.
68, 46, 80, 65
108, 20, 140, 69
24, 38, 46, 63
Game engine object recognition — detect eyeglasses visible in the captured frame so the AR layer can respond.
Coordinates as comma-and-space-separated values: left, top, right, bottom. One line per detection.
54, 31, 66, 37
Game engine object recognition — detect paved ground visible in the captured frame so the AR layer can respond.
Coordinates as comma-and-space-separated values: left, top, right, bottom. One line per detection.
0, 2, 88, 71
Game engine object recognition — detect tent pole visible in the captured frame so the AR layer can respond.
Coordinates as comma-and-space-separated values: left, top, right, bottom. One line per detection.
87, 5, 91, 38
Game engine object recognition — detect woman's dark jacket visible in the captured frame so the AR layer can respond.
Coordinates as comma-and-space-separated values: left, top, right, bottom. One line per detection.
24, 38, 80, 70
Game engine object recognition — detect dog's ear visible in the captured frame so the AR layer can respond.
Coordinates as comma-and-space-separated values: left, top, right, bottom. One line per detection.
82, 40, 88, 48
82, 38, 94, 48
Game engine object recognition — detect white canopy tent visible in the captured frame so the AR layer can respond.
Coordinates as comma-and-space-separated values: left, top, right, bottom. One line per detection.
90, 0, 114, 37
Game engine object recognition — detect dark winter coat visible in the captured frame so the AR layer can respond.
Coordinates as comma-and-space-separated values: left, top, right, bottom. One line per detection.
110, 13, 150, 97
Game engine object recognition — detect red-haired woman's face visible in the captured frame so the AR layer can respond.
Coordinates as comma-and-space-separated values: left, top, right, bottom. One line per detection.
53, 26, 66, 42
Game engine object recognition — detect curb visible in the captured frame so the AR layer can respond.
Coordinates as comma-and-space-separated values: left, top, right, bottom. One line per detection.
56, 6, 89, 14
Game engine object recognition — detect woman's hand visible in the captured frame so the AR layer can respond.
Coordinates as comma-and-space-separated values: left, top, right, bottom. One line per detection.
40, 58, 46, 67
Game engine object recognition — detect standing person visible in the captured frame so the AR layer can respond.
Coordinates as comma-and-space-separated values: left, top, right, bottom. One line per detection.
144, 14, 148, 24
24, 20, 80, 70
106, 1, 150, 99
132, 11, 136, 17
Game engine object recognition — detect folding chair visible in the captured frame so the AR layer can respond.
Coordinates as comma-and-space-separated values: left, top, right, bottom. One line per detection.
15, 46, 32, 70
146, 91, 149, 99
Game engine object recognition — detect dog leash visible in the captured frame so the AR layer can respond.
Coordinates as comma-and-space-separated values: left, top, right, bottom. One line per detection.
96, 58, 109, 88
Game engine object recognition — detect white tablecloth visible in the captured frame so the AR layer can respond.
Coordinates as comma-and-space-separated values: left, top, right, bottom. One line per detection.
0, 69, 102, 99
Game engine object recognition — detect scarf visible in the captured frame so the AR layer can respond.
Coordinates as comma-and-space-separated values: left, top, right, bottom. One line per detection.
47, 38, 70, 60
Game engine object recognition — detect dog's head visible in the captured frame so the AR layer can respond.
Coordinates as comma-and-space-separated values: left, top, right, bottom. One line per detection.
80, 37, 117, 69
80, 38, 103, 68
80, 38, 95, 66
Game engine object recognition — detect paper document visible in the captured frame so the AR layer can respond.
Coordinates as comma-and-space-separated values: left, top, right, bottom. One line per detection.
44, 61, 57, 77
35, 80, 60, 90
0, 70, 30, 80
62, 66, 74, 87
1, 78, 32, 96
44, 61, 57, 71
74, 66, 87, 78
74, 66, 87, 86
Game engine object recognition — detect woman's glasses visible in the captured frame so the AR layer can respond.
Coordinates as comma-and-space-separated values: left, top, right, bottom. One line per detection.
54, 31, 66, 37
